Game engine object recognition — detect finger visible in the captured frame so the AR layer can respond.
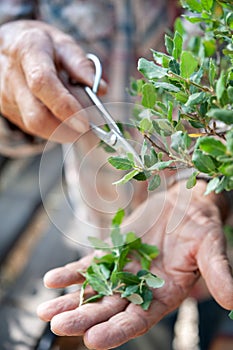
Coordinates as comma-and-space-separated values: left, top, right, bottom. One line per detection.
83, 300, 168, 350
44, 255, 94, 288
20, 29, 89, 132
37, 291, 81, 322
55, 36, 107, 95
10, 65, 79, 142
50, 295, 128, 336
197, 226, 233, 310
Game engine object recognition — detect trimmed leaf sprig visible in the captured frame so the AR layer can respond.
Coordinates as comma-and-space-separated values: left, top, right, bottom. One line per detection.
78, 209, 164, 310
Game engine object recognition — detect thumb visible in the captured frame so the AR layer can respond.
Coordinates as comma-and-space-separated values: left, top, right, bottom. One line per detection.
197, 227, 233, 310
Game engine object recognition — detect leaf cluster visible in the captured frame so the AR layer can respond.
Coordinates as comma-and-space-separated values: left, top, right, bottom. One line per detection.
106, 0, 233, 194
79, 209, 164, 310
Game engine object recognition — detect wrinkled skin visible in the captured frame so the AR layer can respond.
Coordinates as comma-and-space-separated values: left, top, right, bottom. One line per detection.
0, 20, 107, 142
37, 180, 233, 350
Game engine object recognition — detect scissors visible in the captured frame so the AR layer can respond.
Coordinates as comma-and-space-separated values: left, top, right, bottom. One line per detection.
80, 53, 143, 168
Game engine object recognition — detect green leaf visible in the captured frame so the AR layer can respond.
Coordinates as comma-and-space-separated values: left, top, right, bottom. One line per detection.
174, 91, 189, 103
201, 0, 213, 11
174, 17, 186, 37
165, 34, 174, 55
86, 263, 112, 296
138, 58, 167, 79
227, 86, 233, 102
148, 174, 161, 191
121, 285, 139, 297
198, 137, 226, 157
108, 156, 133, 170
226, 131, 233, 154
171, 131, 191, 152
186, 171, 198, 189
88, 237, 110, 250
229, 310, 233, 320
219, 163, 233, 176
141, 83, 156, 108
152, 81, 180, 92
139, 243, 160, 260
144, 274, 165, 288
207, 109, 233, 125
126, 293, 144, 305
152, 119, 173, 136
111, 227, 124, 248
148, 160, 174, 171
139, 117, 153, 133
112, 208, 125, 226
113, 169, 140, 185
140, 287, 153, 310
185, 92, 207, 107
115, 271, 140, 285
208, 59, 216, 87
169, 59, 180, 75
192, 150, 217, 173
216, 71, 226, 102
180, 51, 198, 78
173, 31, 183, 60
180, 0, 202, 12
204, 177, 221, 195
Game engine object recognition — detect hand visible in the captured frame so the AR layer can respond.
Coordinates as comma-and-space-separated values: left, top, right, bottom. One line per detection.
37, 180, 233, 349
0, 20, 107, 142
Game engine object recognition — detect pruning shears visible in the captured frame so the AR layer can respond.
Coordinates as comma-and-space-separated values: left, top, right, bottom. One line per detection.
80, 53, 143, 168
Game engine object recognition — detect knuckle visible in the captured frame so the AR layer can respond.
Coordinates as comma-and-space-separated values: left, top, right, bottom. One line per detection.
23, 111, 44, 134
27, 68, 50, 94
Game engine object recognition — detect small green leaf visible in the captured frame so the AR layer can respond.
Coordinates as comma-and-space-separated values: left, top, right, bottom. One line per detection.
216, 71, 226, 102
204, 177, 221, 195
138, 58, 167, 79
148, 160, 174, 171
198, 137, 226, 157
115, 271, 140, 285
139, 117, 153, 133
171, 131, 191, 152
186, 171, 198, 189
229, 310, 233, 320
207, 109, 233, 125
113, 169, 140, 185
169, 59, 180, 75
180, 51, 198, 78
173, 31, 183, 60
88, 237, 110, 250
226, 130, 233, 154
144, 274, 165, 288
139, 243, 160, 260
112, 208, 125, 226
141, 83, 156, 108
108, 156, 133, 170
126, 293, 144, 305
201, 0, 213, 11
165, 34, 174, 55
219, 163, 233, 176
185, 92, 207, 107
192, 150, 217, 174
148, 174, 161, 191
86, 263, 112, 296
140, 287, 153, 310
121, 285, 139, 297
180, 0, 202, 12
208, 58, 216, 87
153, 81, 180, 92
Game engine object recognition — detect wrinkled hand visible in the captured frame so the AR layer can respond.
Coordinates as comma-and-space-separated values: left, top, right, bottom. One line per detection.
37, 180, 233, 349
0, 20, 107, 142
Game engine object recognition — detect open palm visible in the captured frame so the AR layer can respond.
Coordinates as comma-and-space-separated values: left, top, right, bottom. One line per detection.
37, 180, 233, 350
